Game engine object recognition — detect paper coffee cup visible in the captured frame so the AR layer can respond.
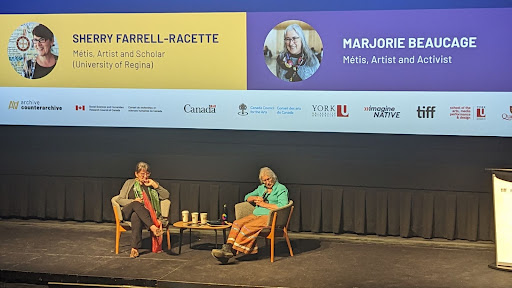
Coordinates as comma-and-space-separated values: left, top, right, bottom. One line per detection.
191, 212, 199, 224
200, 213, 208, 224
182, 210, 190, 222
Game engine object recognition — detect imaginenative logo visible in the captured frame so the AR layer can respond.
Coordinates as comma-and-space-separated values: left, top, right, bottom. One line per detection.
363, 105, 400, 118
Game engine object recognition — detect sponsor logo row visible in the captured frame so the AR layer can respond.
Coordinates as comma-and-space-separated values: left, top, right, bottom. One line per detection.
308, 104, 488, 120
241, 104, 508, 121
7, 100, 512, 121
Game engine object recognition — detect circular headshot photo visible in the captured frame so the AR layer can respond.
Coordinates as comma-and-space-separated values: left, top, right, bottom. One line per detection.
8, 22, 59, 79
263, 20, 322, 82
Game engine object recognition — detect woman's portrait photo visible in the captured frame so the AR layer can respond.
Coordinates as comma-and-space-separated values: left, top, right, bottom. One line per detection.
263, 20, 322, 82
7, 22, 59, 79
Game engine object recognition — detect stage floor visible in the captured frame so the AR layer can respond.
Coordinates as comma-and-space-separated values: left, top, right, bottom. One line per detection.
0, 219, 510, 288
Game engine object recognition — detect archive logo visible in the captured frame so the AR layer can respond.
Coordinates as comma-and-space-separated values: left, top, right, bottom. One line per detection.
8, 101, 19, 109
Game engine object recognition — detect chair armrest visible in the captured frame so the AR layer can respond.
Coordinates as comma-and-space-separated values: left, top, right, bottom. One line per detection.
235, 202, 255, 220
160, 199, 171, 218
111, 196, 124, 223
267, 200, 294, 227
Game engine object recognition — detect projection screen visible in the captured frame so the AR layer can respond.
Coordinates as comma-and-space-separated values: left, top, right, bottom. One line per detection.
1, 1, 511, 137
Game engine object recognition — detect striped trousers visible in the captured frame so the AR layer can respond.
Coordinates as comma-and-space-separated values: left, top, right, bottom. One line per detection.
227, 214, 269, 254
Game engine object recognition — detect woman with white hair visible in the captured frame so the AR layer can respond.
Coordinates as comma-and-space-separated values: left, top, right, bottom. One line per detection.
211, 167, 289, 263
276, 23, 320, 82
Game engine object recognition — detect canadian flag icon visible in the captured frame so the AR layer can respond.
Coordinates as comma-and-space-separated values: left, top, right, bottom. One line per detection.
76, 105, 85, 111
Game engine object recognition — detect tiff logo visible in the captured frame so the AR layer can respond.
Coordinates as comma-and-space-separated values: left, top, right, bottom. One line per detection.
417, 106, 436, 118
337, 105, 349, 117
8, 101, 19, 109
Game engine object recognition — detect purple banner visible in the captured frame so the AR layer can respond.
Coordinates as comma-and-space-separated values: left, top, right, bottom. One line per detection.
247, 8, 512, 91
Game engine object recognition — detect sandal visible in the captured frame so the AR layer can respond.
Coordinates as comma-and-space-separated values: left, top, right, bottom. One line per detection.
130, 248, 139, 259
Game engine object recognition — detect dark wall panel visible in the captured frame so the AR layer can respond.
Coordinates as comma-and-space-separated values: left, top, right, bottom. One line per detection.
1, 125, 511, 241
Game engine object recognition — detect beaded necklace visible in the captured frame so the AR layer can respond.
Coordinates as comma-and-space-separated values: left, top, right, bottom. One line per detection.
283, 52, 305, 81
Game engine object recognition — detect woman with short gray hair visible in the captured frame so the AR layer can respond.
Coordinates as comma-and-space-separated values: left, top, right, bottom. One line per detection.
115, 161, 170, 258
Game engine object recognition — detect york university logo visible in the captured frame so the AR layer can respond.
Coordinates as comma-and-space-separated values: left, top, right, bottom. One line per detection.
337, 105, 349, 117
312, 104, 349, 118
8, 101, 19, 109
475, 106, 486, 120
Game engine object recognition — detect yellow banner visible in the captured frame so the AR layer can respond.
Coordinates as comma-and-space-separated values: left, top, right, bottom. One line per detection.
0, 13, 247, 89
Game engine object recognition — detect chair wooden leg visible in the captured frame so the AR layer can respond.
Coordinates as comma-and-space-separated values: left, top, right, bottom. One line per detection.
284, 230, 293, 256
270, 235, 275, 263
115, 227, 120, 254
166, 228, 171, 250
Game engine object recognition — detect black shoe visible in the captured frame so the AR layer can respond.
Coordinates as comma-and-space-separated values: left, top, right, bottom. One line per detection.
211, 249, 233, 264
212, 244, 234, 264
212, 248, 233, 258
221, 244, 234, 253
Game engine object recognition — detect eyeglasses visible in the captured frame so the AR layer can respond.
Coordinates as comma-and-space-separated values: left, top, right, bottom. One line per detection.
138, 171, 151, 176
284, 37, 300, 43
32, 37, 48, 44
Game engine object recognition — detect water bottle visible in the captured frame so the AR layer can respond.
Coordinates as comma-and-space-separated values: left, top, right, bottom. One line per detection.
221, 204, 228, 224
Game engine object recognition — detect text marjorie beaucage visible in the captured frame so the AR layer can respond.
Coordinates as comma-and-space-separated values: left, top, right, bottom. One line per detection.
343, 36, 477, 49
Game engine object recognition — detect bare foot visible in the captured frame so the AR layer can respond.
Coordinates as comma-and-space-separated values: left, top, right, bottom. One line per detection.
130, 248, 139, 258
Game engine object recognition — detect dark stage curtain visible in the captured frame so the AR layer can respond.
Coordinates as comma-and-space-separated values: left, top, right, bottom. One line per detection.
0, 175, 494, 241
